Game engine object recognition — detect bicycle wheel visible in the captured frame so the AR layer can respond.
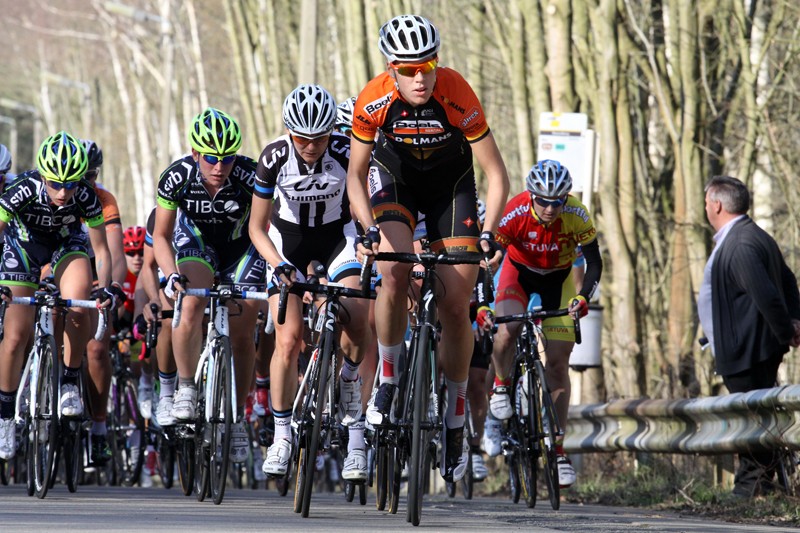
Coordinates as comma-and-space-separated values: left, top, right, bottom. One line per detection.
301, 335, 333, 518
293, 447, 308, 513
31, 337, 59, 499
209, 338, 233, 505
63, 419, 82, 493
777, 448, 800, 496
157, 432, 176, 490
406, 327, 432, 527
110, 378, 146, 487
375, 442, 388, 511
461, 451, 474, 500
508, 452, 521, 503
533, 361, 560, 510
177, 433, 195, 495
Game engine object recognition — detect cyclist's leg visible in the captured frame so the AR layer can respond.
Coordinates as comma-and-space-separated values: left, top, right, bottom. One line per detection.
254, 300, 273, 417
155, 288, 178, 426
55, 253, 94, 417
488, 267, 526, 420
467, 340, 489, 480
263, 290, 303, 475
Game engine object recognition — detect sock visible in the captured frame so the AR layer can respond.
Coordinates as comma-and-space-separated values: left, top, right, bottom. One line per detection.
91, 420, 107, 436
178, 376, 195, 389
378, 342, 403, 386
255, 375, 270, 389
140, 369, 154, 387
445, 378, 468, 430
62, 365, 81, 385
341, 357, 361, 382
0, 389, 16, 419
493, 375, 510, 388
273, 408, 292, 441
348, 418, 366, 453
159, 371, 177, 399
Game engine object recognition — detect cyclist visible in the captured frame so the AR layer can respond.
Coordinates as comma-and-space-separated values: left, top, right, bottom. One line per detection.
334, 96, 356, 137
140, 206, 179, 428
81, 139, 129, 464
152, 108, 265, 463
0, 131, 114, 459
347, 14, 510, 483
121, 225, 155, 417
477, 159, 602, 489
249, 84, 372, 481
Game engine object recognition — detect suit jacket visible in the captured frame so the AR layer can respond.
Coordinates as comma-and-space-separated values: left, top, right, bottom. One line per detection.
711, 216, 800, 376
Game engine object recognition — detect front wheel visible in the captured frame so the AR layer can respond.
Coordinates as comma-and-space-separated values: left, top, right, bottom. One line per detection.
209, 338, 233, 505
406, 327, 432, 527
533, 363, 560, 510
32, 338, 59, 499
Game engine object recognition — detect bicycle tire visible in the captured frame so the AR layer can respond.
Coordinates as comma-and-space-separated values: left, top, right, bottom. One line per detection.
407, 326, 431, 526
277, 449, 291, 497
534, 360, 560, 510
195, 412, 210, 501
508, 452, 521, 503
522, 368, 538, 508
177, 434, 194, 495
375, 442, 388, 510
301, 333, 333, 518
63, 419, 82, 493
461, 451, 474, 500
209, 337, 233, 505
157, 433, 176, 490
32, 336, 59, 499
359, 481, 367, 505
119, 379, 145, 487
293, 447, 308, 513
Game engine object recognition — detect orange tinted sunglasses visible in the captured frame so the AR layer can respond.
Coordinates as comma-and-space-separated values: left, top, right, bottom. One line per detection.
391, 58, 438, 77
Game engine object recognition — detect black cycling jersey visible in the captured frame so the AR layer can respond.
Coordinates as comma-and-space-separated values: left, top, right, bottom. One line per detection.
0, 169, 104, 248
254, 133, 351, 229
156, 154, 258, 244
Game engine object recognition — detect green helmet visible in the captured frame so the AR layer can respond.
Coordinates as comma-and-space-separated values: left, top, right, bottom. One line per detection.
188, 107, 242, 155
36, 131, 88, 182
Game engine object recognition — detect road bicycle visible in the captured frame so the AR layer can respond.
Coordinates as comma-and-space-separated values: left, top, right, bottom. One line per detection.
368, 250, 489, 526
173, 283, 269, 504
0, 282, 107, 498
493, 306, 581, 510
275, 278, 374, 517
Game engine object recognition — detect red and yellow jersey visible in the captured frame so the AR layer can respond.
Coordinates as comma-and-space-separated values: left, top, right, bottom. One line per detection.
351, 67, 490, 170
496, 191, 596, 273
94, 183, 122, 228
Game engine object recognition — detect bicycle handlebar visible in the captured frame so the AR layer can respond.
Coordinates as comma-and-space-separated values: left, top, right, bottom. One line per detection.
493, 307, 582, 345
276, 279, 376, 325
172, 286, 270, 329
0, 295, 108, 341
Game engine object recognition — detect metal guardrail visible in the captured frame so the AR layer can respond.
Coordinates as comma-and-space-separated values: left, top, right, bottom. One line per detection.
564, 384, 800, 454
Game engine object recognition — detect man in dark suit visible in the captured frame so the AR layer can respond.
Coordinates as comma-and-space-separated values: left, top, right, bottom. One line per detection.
698, 175, 800, 497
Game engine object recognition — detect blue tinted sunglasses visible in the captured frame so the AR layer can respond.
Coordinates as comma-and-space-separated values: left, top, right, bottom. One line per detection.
202, 153, 236, 165
46, 180, 80, 191
533, 195, 567, 208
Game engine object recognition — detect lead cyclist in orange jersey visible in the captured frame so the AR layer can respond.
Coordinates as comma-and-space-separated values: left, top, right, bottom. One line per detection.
347, 14, 509, 483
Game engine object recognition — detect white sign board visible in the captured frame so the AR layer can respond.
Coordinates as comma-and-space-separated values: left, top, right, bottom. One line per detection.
537, 112, 597, 194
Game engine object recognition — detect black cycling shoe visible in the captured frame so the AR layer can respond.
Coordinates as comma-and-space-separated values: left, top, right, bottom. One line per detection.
441, 425, 467, 483
366, 383, 397, 427
90, 434, 113, 466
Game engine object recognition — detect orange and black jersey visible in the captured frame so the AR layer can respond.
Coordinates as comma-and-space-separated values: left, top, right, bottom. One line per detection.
351, 67, 490, 172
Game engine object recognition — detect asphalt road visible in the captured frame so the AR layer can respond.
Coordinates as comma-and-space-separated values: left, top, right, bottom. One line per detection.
0, 483, 794, 532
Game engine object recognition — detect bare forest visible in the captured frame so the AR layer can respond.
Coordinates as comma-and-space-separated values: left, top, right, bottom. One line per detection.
1, 0, 799, 402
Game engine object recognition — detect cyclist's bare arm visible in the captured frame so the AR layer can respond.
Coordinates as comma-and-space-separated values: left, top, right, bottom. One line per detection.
345, 140, 378, 255
88, 223, 113, 288
153, 205, 182, 290
248, 194, 288, 272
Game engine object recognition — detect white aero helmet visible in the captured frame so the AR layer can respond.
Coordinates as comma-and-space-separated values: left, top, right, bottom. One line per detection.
283, 84, 337, 138
526, 160, 573, 198
379, 15, 440, 63
0, 143, 11, 173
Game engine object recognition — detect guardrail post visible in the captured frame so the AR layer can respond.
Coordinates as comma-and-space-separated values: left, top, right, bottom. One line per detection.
714, 455, 735, 488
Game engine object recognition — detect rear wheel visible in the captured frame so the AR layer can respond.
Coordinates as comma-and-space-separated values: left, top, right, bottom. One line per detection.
109, 378, 145, 487
461, 451, 474, 500
375, 442, 388, 511
32, 338, 59, 499
157, 434, 176, 490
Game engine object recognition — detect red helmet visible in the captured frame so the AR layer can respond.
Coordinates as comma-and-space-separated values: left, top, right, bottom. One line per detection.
123, 226, 146, 253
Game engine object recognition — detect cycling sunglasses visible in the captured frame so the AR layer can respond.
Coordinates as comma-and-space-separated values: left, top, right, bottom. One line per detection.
201, 153, 237, 165
390, 58, 438, 77
533, 195, 567, 208
125, 250, 144, 257
46, 180, 80, 191
291, 134, 330, 147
